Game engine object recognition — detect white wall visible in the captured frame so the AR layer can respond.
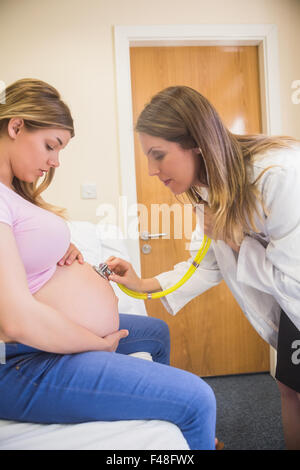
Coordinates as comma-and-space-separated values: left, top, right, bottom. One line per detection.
0, 0, 299, 222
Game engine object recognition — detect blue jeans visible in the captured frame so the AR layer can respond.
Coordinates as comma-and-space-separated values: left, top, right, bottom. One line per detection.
0, 314, 216, 450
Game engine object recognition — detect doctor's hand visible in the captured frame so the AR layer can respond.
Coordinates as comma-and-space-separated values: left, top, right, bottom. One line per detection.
105, 257, 143, 292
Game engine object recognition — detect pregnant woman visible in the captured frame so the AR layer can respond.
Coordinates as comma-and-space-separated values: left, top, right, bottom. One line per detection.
0, 78, 216, 450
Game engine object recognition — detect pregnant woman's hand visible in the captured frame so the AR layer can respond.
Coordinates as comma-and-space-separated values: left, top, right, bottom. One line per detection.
103, 329, 129, 352
58, 243, 84, 266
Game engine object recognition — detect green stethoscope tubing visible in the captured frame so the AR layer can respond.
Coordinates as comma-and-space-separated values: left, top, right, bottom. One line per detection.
117, 234, 212, 299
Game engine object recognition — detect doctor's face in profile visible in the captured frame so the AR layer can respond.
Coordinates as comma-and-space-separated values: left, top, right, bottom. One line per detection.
138, 133, 204, 195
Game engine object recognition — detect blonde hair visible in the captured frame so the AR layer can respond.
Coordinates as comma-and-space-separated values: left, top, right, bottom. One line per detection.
136, 86, 299, 245
0, 78, 75, 218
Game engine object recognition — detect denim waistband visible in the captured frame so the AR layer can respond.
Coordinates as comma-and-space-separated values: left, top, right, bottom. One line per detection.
2, 342, 42, 360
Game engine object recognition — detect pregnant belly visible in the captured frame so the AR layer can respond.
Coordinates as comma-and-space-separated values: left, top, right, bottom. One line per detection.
33, 262, 120, 337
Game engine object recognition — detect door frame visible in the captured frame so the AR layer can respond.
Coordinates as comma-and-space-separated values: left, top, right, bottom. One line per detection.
114, 24, 281, 375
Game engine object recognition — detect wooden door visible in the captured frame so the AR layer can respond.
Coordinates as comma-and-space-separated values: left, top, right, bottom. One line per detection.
130, 46, 270, 376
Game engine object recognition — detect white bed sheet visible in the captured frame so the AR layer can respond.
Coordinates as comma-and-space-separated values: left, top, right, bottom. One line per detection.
0, 222, 189, 450
0, 419, 189, 450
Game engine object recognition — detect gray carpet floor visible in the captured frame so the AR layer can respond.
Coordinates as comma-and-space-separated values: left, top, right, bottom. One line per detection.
204, 372, 286, 450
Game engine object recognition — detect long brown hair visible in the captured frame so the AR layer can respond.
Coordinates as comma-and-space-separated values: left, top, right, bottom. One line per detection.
0, 78, 75, 218
136, 86, 299, 245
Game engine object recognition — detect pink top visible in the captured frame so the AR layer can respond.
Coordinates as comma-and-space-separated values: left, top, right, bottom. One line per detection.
0, 182, 70, 294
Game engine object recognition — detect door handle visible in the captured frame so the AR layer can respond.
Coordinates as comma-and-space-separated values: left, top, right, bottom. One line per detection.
140, 231, 168, 241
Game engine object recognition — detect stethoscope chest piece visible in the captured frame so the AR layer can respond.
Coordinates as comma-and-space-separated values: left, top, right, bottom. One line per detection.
93, 263, 113, 280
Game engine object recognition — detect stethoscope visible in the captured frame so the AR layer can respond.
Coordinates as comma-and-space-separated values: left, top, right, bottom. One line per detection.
93, 234, 211, 299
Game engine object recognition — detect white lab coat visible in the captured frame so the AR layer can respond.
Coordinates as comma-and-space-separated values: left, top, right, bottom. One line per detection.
155, 145, 300, 349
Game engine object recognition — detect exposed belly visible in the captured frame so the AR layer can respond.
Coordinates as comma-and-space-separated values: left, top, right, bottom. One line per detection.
33, 262, 120, 337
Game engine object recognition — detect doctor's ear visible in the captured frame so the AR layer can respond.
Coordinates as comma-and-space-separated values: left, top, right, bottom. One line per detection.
194, 147, 203, 155
8, 118, 25, 139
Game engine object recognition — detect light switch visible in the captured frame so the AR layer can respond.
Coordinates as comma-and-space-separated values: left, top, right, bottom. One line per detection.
81, 183, 97, 199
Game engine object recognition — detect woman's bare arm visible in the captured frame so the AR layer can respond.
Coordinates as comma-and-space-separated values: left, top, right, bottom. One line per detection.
0, 223, 127, 353
140, 278, 162, 293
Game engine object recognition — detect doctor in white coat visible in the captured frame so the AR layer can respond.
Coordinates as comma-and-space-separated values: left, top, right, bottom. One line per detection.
107, 86, 300, 450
